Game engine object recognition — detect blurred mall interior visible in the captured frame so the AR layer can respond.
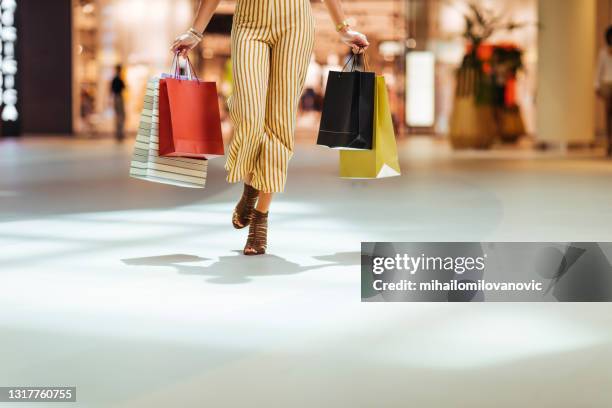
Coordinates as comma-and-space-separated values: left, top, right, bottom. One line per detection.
3, 1, 612, 407
4, 0, 611, 148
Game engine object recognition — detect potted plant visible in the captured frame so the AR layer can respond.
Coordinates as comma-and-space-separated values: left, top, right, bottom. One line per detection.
491, 44, 526, 143
449, 3, 528, 149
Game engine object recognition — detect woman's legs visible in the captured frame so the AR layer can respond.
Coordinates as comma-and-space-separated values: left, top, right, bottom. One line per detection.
256, 192, 273, 213
237, 0, 314, 254
226, 22, 271, 229
243, 1, 314, 255
225, 24, 270, 187
248, 3, 315, 193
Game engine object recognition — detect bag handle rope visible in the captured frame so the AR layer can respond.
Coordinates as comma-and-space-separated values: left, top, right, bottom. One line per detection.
170, 53, 201, 82
341, 49, 371, 73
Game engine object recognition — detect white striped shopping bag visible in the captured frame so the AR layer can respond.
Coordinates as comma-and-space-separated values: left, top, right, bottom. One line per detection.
130, 77, 208, 188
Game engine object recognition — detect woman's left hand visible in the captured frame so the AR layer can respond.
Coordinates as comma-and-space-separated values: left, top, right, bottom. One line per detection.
339, 29, 369, 54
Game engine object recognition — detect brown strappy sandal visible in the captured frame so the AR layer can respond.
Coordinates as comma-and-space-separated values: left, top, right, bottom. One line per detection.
232, 184, 259, 229
244, 209, 268, 256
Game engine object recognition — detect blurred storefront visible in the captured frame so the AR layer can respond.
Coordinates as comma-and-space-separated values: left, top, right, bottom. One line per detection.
71, 0, 409, 138
71, 0, 539, 143
73, 0, 195, 135
5, 0, 73, 137
6, 0, 609, 150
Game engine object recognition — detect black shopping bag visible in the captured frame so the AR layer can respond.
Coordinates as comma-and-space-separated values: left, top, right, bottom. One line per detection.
317, 54, 375, 150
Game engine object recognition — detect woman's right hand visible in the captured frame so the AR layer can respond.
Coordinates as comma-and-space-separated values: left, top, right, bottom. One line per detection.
339, 28, 369, 54
170, 32, 201, 57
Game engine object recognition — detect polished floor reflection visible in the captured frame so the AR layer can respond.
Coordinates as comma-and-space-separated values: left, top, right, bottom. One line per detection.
1, 136, 612, 407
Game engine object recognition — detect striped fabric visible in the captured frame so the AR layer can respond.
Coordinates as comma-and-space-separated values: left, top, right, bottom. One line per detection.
224, 0, 315, 193
130, 78, 208, 189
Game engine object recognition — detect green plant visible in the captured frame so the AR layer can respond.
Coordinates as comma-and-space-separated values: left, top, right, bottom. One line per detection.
456, 2, 529, 105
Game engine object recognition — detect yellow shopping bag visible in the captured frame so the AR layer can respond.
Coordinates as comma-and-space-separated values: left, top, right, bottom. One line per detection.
339, 76, 401, 179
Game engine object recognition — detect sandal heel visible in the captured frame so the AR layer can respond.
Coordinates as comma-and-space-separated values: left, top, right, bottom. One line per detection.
232, 184, 259, 229
244, 209, 268, 256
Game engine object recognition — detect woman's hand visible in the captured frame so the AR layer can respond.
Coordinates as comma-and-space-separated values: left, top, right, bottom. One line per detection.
170, 32, 201, 57
339, 28, 370, 54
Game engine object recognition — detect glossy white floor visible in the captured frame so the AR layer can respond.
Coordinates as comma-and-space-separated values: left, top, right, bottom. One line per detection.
1, 136, 612, 407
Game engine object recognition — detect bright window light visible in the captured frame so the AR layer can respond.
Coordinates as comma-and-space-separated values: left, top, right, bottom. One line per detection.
406, 51, 435, 127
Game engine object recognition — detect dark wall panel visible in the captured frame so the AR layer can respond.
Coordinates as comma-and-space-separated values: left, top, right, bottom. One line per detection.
19, 0, 72, 134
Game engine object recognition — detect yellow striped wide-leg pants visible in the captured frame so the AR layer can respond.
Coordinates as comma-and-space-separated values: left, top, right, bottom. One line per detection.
225, 0, 315, 193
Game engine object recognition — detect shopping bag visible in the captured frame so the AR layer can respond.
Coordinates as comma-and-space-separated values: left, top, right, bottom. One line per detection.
339, 76, 401, 179
130, 77, 208, 188
158, 56, 224, 160
317, 54, 375, 150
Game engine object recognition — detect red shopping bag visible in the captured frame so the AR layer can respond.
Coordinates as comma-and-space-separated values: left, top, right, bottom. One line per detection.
158, 60, 224, 159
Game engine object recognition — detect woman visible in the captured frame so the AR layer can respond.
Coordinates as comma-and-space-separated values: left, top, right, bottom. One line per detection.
171, 0, 369, 255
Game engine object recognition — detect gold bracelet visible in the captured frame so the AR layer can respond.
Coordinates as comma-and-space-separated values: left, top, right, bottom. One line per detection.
336, 20, 350, 32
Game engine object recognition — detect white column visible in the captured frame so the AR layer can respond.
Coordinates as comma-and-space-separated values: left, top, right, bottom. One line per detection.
537, 0, 596, 145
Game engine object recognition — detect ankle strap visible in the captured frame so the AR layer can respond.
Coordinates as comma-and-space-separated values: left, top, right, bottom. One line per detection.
252, 209, 268, 219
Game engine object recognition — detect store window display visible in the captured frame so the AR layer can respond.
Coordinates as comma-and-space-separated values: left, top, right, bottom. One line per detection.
73, 0, 193, 136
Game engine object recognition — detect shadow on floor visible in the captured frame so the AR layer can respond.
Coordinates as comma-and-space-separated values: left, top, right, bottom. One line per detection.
122, 254, 211, 265
122, 251, 360, 284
